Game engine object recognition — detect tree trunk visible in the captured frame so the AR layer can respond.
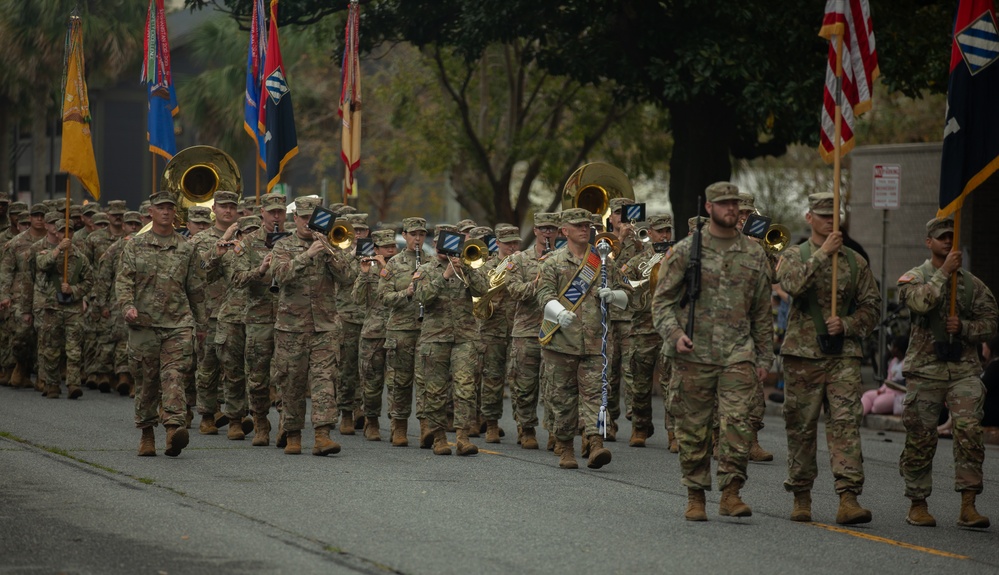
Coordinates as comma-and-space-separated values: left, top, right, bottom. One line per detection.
668, 96, 737, 235
31, 112, 46, 202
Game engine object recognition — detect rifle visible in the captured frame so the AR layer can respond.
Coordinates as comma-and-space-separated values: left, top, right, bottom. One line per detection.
683, 196, 704, 340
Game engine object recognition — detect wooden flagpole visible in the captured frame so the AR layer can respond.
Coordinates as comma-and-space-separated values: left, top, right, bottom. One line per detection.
830, 32, 844, 318
948, 209, 961, 317
62, 179, 71, 284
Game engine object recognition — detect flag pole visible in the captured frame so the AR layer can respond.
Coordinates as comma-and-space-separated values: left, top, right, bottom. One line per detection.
256, 162, 261, 205
63, 178, 71, 283
830, 31, 844, 318
152, 153, 157, 194
948, 208, 961, 317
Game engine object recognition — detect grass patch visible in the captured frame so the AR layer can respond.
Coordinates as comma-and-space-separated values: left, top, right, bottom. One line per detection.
0, 430, 27, 442
324, 545, 345, 554
135, 477, 156, 485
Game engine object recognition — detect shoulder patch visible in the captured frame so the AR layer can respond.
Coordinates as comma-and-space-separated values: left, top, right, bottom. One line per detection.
539, 252, 551, 261
379, 268, 389, 278
505, 260, 515, 271
414, 270, 422, 280
620, 263, 629, 273
233, 240, 245, 256
898, 273, 916, 284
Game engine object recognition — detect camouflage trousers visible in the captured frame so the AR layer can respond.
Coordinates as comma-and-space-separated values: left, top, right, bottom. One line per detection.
359, 337, 386, 418
0, 307, 12, 369
128, 326, 194, 429
606, 320, 632, 422
508, 336, 542, 429
899, 374, 986, 499
418, 340, 478, 431
669, 359, 755, 491
659, 347, 675, 434
541, 349, 607, 441
36, 308, 84, 391
336, 321, 363, 413
113, 316, 130, 375
628, 331, 662, 434
271, 329, 339, 432
94, 313, 117, 377
217, 321, 247, 421
80, 310, 99, 379
12, 313, 36, 374
244, 323, 276, 417
384, 329, 419, 421
478, 335, 509, 420
782, 356, 865, 495
195, 318, 222, 415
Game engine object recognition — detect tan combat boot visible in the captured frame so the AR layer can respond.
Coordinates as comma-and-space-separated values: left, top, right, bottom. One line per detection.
391, 419, 409, 447
606, 420, 618, 442
353, 408, 364, 431
749, 438, 774, 462
240, 416, 254, 435
432, 429, 452, 455
116, 373, 132, 396
557, 439, 578, 469
251, 414, 271, 446
339, 410, 356, 435
957, 491, 990, 528
685, 489, 708, 521
719, 479, 752, 517
97, 374, 111, 393
485, 420, 501, 444
581, 434, 591, 458
275, 414, 287, 448
137, 427, 156, 457
284, 430, 302, 455
199, 414, 218, 435
9, 361, 26, 388
44, 385, 60, 399
547, 434, 556, 452
835, 491, 872, 525
84, 371, 98, 390
906, 499, 936, 527
790, 491, 812, 522
521, 427, 539, 450
313, 425, 342, 456
456, 427, 479, 456
668, 431, 679, 454
164, 425, 189, 457
214, 412, 230, 429
227, 418, 245, 440
363, 417, 381, 441
67, 384, 83, 400
587, 435, 612, 469
419, 419, 433, 449
629, 428, 648, 448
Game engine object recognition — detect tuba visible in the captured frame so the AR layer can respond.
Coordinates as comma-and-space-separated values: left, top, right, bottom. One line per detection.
561, 163, 634, 224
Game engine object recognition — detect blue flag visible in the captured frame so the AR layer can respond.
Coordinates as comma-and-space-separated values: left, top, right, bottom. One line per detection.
142, 0, 178, 160
244, 0, 266, 167
258, 0, 298, 193
939, 0, 999, 217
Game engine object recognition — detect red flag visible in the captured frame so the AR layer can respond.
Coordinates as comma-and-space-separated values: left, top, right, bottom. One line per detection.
257, 0, 298, 193
339, 1, 362, 199
818, 0, 879, 162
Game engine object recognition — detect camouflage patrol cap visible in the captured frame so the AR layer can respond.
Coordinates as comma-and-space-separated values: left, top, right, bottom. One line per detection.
925, 217, 955, 239
337, 205, 358, 216
44, 211, 62, 224
328, 202, 345, 213
371, 229, 396, 247
29, 203, 47, 216
138, 200, 150, 213
238, 215, 262, 233
92, 213, 110, 225
687, 215, 709, 229
69, 204, 82, 217
213, 190, 239, 205
807, 192, 835, 215
53, 217, 69, 231
609, 197, 636, 213
456, 219, 477, 233
705, 182, 741, 203
346, 213, 369, 230
468, 226, 492, 240
434, 223, 458, 238
9, 202, 27, 216
123, 211, 142, 224
496, 225, 520, 243
260, 192, 286, 211
82, 202, 101, 216
648, 214, 674, 230
591, 214, 604, 226
237, 200, 248, 212
150, 191, 176, 206
43, 199, 61, 212
561, 208, 592, 225
187, 206, 212, 223
107, 200, 128, 215
0, 192, 9, 203
402, 217, 427, 233
294, 196, 321, 217
738, 192, 756, 212
533, 212, 560, 227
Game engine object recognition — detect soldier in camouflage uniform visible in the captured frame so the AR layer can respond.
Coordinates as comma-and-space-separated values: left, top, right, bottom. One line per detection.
621, 214, 672, 448
0, 196, 22, 385
83, 199, 128, 391
354, 229, 399, 440
186, 206, 212, 237
776, 192, 881, 525
270, 197, 357, 456
897, 217, 997, 529
116, 191, 207, 457
75, 203, 100, 242
190, 190, 240, 434
0, 203, 49, 389
653, 183, 773, 521
229, 193, 286, 446
33, 214, 93, 398
505, 212, 560, 450
334, 212, 371, 435
537, 208, 631, 470
0, 192, 9, 237
415, 224, 490, 455
377, 217, 430, 446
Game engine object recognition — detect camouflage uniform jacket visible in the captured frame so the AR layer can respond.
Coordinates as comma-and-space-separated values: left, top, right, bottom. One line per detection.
776, 239, 880, 359
190, 226, 228, 319
229, 227, 277, 325
536, 245, 631, 356
611, 235, 644, 323
653, 230, 772, 368
1, 230, 47, 315
212, 248, 245, 324
91, 235, 129, 311
354, 263, 389, 339
271, 233, 356, 333
414, 258, 488, 343
477, 255, 514, 340
83, 227, 125, 266
505, 249, 544, 338
33, 238, 92, 311
898, 261, 998, 380
115, 231, 207, 329
378, 248, 431, 331
335, 257, 365, 326
623, 246, 657, 336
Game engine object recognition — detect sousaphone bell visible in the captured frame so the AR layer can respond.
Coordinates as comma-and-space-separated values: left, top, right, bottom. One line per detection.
561, 162, 635, 223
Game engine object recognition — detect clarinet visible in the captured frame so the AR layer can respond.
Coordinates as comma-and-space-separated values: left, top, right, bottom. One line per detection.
415, 245, 425, 322
543, 237, 551, 255
268, 223, 280, 293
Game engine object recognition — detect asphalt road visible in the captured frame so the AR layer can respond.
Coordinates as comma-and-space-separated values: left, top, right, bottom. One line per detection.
1, 384, 997, 575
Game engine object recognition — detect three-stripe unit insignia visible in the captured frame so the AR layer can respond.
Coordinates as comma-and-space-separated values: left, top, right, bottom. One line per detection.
266, 69, 290, 104
957, 11, 999, 75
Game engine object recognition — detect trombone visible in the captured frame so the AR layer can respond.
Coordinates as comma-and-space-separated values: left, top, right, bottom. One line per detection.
450, 238, 488, 287
313, 219, 356, 255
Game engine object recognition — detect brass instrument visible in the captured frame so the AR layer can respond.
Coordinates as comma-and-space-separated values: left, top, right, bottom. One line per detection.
561, 162, 635, 223
636, 225, 651, 243
329, 219, 355, 250
640, 251, 668, 293
472, 254, 514, 320
762, 223, 791, 253
460, 239, 489, 269
592, 232, 621, 260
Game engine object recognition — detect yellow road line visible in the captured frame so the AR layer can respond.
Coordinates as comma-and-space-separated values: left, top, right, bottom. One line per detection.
811, 523, 968, 560
445, 442, 501, 455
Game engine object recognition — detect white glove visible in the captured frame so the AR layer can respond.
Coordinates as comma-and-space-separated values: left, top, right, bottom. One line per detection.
598, 287, 629, 309
544, 299, 576, 328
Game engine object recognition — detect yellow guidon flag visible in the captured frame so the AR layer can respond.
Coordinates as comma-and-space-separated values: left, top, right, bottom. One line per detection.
59, 15, 101, 201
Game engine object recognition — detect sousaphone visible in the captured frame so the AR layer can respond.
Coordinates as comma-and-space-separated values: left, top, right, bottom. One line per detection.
561, 162, 635, 223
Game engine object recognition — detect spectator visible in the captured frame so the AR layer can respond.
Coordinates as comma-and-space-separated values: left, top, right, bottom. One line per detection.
861, 335, 908, 416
